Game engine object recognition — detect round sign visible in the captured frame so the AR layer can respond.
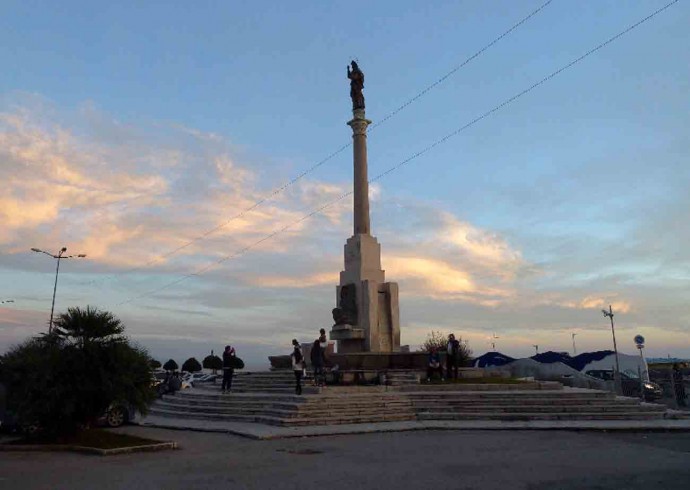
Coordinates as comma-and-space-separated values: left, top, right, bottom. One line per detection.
634, 334, 645, 345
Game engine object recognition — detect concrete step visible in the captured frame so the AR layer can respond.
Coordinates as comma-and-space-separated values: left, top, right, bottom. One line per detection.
414, 405, 665, 414
417, 412, 666, 421
148, 407, 287, 426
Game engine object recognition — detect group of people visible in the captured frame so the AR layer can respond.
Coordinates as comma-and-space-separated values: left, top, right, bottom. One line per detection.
427, 333, 462, 382
290, 328, 328, 395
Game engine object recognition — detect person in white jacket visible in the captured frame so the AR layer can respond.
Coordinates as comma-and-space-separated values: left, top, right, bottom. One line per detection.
290, 339, 305, 395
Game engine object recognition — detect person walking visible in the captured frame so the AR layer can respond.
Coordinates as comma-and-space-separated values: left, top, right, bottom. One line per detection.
311, 338, 325, 387
446, 333, 460, 380
291, 339, 305, 395
221, 345, 236, 393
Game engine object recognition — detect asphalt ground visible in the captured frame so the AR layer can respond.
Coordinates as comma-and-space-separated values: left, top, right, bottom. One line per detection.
2, 427, 690, 490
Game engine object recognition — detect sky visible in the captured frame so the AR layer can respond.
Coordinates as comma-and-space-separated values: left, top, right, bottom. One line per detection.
1, 0, 688, 370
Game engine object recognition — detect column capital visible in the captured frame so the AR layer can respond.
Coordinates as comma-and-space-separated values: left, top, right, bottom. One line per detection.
347, 110, 372, 136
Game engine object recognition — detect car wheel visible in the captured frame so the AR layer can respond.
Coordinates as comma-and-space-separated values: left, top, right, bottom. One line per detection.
107, 406, 127, 428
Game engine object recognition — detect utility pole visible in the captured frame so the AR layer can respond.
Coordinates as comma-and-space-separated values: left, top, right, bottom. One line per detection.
533, 344, 539, 355
602, 305, 622, 395
572, 333, 577, 356
31, 247, 87, 334
489, 333, 499, 351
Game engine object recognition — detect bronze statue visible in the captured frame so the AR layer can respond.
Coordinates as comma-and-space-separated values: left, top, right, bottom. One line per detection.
347, 61, 365, 110
332, 284, 358, 325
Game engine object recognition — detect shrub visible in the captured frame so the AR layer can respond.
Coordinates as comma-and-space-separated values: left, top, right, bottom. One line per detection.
149, 359, 162, 369
202, 354, 223, 374
0, 306, 156, 435
419, 330, 473, 366
181, 357, 202, 373
163, 359, 178, 372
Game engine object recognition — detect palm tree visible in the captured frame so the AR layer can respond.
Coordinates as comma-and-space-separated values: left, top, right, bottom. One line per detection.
52, 306, 125, 347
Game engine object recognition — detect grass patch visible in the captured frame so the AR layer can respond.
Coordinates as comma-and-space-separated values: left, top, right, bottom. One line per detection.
7, 429, 164, 450
422, 377, 527, 385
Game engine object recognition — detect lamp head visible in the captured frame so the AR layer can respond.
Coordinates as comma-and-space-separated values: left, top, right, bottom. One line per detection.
60, 247, 67, 252
77, 254, 87, 258
602, 309, 609, 317
31, 248, 41, 253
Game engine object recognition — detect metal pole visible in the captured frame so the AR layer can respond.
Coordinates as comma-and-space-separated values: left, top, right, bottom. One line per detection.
638, 346, 648, 382
572, 333, 577, 356
48, 249, 63, 334
638, 365, 644, 401
608, 305, 622, 395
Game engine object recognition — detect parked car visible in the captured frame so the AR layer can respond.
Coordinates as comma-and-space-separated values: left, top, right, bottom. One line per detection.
98, 403, 136, 428
585, 369, 663, 401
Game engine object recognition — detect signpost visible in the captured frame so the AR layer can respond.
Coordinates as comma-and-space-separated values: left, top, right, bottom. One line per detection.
634, 335, 649, 391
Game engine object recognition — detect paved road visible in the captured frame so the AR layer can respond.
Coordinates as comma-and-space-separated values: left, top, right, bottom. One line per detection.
2, 428, 689, 490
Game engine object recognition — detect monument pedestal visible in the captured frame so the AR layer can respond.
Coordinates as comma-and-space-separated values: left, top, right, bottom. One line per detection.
331, 233, 400, 353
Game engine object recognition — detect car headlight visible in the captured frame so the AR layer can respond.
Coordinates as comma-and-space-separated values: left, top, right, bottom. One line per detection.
643, 383, 657, 390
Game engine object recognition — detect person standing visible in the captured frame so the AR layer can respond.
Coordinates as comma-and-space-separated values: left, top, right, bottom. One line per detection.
291, 339, 305, 395
319, 328, 328, 365
311, 338, 325, 387
673, 364, 687, 407
221, 345, 236, 393
446, 334, 460, 380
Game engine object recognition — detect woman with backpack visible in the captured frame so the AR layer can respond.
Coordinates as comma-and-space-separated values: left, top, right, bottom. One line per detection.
291, 339, 305, 395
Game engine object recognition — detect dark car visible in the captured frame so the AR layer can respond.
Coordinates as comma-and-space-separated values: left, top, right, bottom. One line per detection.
585, 369, 663, 401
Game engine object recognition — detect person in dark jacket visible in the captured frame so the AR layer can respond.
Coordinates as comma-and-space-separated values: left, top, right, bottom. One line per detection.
673, 364, 687, 407
311, 339, 325, 387
291, 339, 305, 395
427, 348, 444, 382
446, 334, 460, 380
222, 345, 236, 393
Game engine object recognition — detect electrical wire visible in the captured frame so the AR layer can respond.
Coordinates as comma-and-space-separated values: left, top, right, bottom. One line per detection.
86, 0, 553, 287
116, 0, 678, 306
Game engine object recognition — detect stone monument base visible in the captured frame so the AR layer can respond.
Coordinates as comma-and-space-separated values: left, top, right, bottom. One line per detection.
269, 352, 437, 371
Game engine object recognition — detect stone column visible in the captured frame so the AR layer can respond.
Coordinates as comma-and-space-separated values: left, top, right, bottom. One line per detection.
348, 108, 372, 235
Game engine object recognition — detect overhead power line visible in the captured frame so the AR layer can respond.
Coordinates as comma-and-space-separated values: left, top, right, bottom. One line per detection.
116, 0, 678, 307
88, 0, 553, 287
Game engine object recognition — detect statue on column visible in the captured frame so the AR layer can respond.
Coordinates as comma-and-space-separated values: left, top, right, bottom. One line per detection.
347, 61, 365, 110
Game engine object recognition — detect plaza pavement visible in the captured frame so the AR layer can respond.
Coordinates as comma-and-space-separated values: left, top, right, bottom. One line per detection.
1, 427, 690, 489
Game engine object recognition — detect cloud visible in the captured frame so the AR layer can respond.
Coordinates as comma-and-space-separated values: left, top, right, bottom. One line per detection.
2, 94, 688, 365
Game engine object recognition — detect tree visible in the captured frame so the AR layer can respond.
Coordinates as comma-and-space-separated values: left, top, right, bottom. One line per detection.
202, 353, 223, 374
419, 330, 473, 366
53, 306, 124, 347
181, 357, 202, 373
150, 359, 162, 369
163, 359, 179, 372
0, 306, 155, 435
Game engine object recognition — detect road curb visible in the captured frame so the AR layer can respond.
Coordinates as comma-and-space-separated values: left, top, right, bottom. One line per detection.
0, 440, 178, 455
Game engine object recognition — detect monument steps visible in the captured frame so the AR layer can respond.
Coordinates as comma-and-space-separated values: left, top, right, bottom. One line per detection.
413, 404, 664, 414
148, 386, 670, 426
417, 412, 665, 421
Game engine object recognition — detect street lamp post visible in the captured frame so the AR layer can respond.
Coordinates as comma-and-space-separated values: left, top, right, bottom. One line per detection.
602, 305, 622, 395
31, 247, 86, 334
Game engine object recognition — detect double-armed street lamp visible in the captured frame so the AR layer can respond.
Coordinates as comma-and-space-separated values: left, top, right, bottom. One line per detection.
1, 299, 14, 304
31, 247, 87, 334
602, 305, 622, 395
